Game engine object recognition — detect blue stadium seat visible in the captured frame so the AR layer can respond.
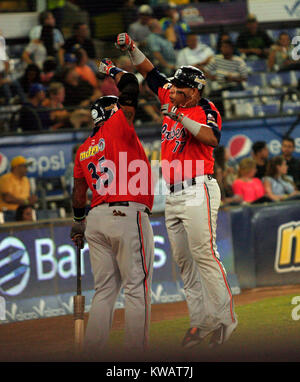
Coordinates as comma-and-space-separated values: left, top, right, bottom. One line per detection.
36, 208, 66, 220
265, 72, 296, 88
229, 31, 238, 43
282, 102, 300, 114
252, 104, 280, 116
246, 73, 265, 87
197, 34, 212, 47
257, 87, 283, 104
246, 59, 267, 73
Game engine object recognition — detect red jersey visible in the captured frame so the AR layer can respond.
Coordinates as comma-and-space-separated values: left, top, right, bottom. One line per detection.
73, 108, 153, 210
158, 84, 222, 185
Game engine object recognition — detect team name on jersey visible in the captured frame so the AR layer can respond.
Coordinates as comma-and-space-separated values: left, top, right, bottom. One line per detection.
79, 138, 105, 161
161, 123, 187, 142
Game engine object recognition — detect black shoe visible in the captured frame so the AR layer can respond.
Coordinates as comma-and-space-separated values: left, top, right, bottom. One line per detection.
182, 327, 202, 348
208, 319, 238, 348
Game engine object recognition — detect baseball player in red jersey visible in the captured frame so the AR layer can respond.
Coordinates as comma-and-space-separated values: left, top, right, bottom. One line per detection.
114, 33, 238, 348
70, 65, 154, 357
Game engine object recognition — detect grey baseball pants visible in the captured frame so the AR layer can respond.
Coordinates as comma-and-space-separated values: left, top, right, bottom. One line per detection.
84, 202, 154, 354
165, 175, 236, 337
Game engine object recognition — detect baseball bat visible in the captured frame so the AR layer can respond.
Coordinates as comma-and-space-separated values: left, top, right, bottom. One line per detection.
74, 241, 85, 353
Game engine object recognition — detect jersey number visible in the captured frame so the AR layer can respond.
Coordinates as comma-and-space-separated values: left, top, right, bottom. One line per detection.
88, 156, 114, 192
173, 140, 186, 153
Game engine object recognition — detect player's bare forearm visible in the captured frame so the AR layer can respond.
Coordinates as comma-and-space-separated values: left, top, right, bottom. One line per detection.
72, 178, 88, 208
194, 126, 218, 147
136, 57, 154, 78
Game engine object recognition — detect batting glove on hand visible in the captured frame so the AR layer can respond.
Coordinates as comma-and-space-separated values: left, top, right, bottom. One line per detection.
161, 104, 184, 123
115, 33, 135, 52
98, 58, 116, 77
70, 220, 86, 249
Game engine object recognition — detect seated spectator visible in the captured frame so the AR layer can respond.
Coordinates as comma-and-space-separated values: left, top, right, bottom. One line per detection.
236, 14, 273, 59
0, 51, 26, 104
159, 3, 190, 50
176, 32, 214, 70
216, 32, 240, 55
60, 22, 97, 71
116, 55, 135, 73
204, 39, 248, 116
122, 0, 137, 32
0, 156, 38, 212
40, 57, 58, 85
214, 145, 238, 186
263, 156, 300, 201
15, 204, 35, 222
74, 48, 98, 89
42, 82, 91, 130
146, 18, 176, 76
232, 157, 266, 203
19, 83, 52, 131
29, 11, 64, 59
62, 67, 101, 107
128, 4, 153, 46
135, 80, 163, 124
252, 141, 269, 179
281, 136, 300, 189
22, 34, 48, 70
19, 64, 41, 95
267, 32, 300, 72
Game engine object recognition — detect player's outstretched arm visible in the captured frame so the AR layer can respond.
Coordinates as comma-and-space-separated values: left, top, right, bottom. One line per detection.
115, 33, 154, 78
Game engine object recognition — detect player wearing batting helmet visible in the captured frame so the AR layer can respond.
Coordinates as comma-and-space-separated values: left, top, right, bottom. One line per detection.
70, 63, 154, 358
113, 33, 237, 348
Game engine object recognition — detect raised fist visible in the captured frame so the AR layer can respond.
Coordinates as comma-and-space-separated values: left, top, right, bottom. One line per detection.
98, 58, 116, 77
115, 33, 135, 52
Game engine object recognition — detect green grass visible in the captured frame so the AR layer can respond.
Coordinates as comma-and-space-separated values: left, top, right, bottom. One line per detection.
107, 294, 300, 362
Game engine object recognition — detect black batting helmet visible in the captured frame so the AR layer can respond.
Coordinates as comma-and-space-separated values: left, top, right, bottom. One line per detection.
170, 66, 206, 90
90, 96, 120, 126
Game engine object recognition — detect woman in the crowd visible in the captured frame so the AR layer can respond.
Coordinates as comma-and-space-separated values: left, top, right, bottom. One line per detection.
263, 155, 300, 201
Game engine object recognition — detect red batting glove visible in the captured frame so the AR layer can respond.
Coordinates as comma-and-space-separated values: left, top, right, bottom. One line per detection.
115, 33, 135, 52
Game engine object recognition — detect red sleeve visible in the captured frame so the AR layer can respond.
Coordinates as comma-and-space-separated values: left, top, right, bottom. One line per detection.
73, 145, 85, 178
254, 178, 265, 199
158, 85, 171, 105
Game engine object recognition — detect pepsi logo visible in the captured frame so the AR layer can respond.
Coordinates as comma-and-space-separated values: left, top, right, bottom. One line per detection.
0, 237, 30, 296
0, 152, 8, 175
228, 134, 252, 159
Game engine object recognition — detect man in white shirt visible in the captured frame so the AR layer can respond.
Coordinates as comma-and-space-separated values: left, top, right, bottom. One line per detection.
176, 33, 214, 70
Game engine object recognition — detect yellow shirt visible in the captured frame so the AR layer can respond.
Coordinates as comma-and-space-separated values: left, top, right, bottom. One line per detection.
0, 172, 30, 211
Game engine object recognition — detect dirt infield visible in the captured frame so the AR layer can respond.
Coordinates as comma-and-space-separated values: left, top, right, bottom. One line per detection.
0, 285, 299, 363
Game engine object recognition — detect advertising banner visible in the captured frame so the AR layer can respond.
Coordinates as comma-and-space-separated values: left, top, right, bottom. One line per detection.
178, 1, 247, 27
0, 212, 240, 323
248, 0, 300, 22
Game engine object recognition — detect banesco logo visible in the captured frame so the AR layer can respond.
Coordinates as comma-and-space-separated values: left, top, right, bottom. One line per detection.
0, 237, 30, 296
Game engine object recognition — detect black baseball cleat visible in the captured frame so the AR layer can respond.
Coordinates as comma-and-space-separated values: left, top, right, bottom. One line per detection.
208, 319, 238, 348
182, 327, 202, 348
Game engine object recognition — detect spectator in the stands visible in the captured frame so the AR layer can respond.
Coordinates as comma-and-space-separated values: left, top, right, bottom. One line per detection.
22, 34, 48, 70
267, 32, 300, 72
74, 48, 98, 89
0, 53, 26, 105
236, 14, 273, 59
263, 156, 300, 201
176, 32, 214, 70
62, 67, 101, 107
216, 32, 239, 55
252, 141, 269, 179
40, 57, 58, 85
281, 136, 300, 189
204, 39, 248, 116
128, 4, 153, 46
15, 204, 35, 222
146, 18, 176, 76
159, 2, 190, 50
232, 157, 266, 203
122, 0, 137, 32
0, 156, 38, 213
29, 11, 64, 63
116, 55, 135, 73
42, 82, 91, 130
18, 83, 52, 131
60, 22, 97, 71
19, 64, 41, 95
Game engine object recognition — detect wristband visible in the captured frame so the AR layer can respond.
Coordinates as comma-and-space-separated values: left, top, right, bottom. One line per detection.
73, 207, 86, 222
128, 47, 146, 66
181, 116, 204, 137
